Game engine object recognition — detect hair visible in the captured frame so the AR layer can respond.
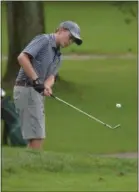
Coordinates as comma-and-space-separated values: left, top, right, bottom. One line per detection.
55, 28, 59, 33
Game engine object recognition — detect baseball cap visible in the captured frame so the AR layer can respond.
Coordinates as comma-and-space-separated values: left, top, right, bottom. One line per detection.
58, 21, 83, 45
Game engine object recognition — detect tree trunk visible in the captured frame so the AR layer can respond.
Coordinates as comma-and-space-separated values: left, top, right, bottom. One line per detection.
3, 1, 45, 83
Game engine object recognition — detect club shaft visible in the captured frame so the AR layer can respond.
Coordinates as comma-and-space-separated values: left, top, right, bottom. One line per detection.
54, 96, 112, 128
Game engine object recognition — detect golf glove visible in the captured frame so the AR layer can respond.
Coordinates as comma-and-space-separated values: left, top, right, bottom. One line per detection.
33, 78, 44, 94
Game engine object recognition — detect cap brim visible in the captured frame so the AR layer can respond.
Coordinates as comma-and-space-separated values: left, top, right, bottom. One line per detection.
75, 38, 82, 45
70, 31, 83, 45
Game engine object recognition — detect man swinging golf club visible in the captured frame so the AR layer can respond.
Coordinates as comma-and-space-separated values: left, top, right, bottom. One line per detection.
13, 21, 83, 150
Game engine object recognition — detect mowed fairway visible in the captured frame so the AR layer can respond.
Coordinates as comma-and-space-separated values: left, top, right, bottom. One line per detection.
44, 58, 137, 154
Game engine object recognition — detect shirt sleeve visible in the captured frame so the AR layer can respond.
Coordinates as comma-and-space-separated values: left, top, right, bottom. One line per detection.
22, 34, 48, 58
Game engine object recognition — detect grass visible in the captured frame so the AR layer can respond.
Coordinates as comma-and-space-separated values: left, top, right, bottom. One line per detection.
43, 58, 137, 154
1, 3, 137, 190
2, 58, 137, 153
1, 1, 138, 55
2, 147, 138, 191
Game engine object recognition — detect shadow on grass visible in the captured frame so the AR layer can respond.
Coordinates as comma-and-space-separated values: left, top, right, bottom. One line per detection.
54, 76, 79, 94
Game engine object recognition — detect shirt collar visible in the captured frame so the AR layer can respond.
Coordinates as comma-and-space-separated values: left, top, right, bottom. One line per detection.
50, 34, 61, 56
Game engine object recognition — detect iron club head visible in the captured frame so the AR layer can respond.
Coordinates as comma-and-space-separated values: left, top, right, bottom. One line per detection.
112, 124, 121, 129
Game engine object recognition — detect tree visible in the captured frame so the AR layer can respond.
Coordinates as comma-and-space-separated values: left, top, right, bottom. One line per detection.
3, 1, 45, 83
112, 1, 138, 24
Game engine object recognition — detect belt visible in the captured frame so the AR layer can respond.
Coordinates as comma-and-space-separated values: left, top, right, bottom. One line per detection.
15, 81, 33, 87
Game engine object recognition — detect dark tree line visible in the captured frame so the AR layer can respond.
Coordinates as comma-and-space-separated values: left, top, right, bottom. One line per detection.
3, 1, 45, 83
112, 1, 137, 24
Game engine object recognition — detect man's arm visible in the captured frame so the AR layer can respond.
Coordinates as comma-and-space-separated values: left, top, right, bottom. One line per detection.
17, 34, 48, 81
18, 53, 45, 93
44, 58, 61, 88
43, 59, 61, 96
43, 75, 55, 96
17, 53, 38, 80
44, 53, 61, 96
44, 75, 55, 88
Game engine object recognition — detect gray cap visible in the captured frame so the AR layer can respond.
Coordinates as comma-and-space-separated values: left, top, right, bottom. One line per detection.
58, 21, 82, 45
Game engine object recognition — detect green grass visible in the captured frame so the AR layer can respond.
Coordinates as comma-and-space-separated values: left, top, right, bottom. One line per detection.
1, 2, 138, 55
2, 147, 137, 191
2, 58, 137, 153
42, 58, 137, 154
1, 2, 137, 191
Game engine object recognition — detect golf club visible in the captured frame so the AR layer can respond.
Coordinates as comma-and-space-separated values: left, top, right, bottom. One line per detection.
51, 94, 121, 129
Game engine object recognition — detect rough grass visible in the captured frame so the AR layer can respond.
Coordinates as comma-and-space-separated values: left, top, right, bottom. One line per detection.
2, 147, 138, 191
2, 147, 137, 175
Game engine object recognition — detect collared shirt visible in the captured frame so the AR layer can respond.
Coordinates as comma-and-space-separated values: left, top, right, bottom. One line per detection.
16, 33, 62, 82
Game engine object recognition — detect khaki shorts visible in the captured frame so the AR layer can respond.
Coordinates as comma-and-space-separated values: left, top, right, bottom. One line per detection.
13, 86, 45, 140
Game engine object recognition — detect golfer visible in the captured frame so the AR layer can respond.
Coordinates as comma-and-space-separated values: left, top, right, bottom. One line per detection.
13, 21, 83, 150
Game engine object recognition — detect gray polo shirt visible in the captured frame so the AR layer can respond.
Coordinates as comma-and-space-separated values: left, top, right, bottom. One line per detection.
16, 34, 61, 83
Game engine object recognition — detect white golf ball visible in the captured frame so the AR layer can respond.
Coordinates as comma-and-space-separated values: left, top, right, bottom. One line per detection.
116, 103, 122, 108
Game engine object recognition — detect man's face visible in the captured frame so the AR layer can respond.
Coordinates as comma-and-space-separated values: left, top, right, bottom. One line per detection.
59, 29, 75, 48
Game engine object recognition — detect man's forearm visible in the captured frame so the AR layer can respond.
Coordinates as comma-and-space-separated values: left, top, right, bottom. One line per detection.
17, 53, 38, 80
44, 75, 55, 88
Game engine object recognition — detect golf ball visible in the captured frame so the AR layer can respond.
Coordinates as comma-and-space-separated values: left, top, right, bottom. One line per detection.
116, 103, 121, 108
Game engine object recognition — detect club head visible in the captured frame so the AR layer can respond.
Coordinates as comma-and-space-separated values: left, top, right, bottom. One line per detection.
112, 124, 121, 129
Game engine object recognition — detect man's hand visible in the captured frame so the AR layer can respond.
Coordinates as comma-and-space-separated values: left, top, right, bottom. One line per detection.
44, 75, 55, 97
43, 85, 52, 96
33, 78, 45, 94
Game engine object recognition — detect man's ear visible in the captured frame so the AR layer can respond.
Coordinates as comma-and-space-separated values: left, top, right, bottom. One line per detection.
55, 28, 59, 33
